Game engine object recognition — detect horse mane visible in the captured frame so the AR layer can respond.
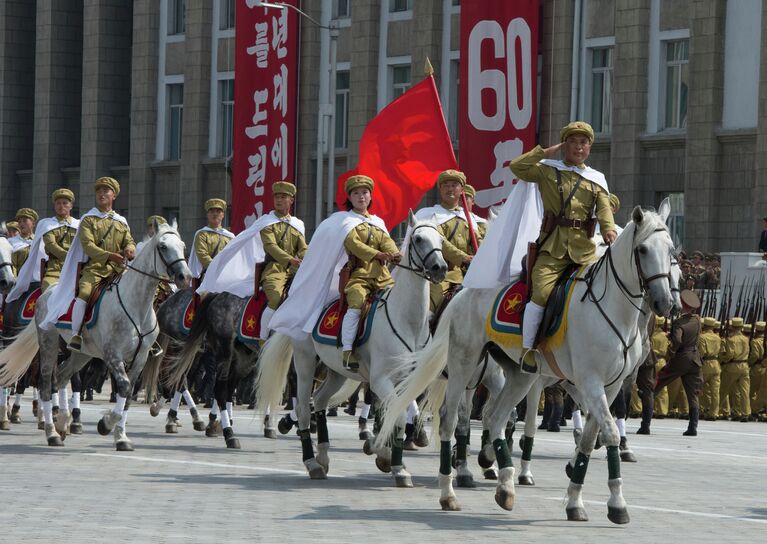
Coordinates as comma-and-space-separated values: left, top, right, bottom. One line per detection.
628, 208, 670, 246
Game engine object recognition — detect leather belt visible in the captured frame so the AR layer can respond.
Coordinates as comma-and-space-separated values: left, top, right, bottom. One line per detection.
721, 359, 747, 365
702, 356, 718, 361
554, 216, 593, 229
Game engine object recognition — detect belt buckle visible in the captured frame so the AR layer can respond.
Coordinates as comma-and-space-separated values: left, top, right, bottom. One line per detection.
571, 218, 582, 229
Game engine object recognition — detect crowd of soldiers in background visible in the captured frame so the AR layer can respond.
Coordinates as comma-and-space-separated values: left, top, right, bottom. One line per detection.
678, 250, 721, 291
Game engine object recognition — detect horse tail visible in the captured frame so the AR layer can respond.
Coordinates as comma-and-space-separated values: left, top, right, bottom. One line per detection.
164, 295, 215, 389
254, 333, 293, 417
374, 301, 454, 449
420, 378, 448, 447
0, 322, 40, 386
140, 333, 170, 402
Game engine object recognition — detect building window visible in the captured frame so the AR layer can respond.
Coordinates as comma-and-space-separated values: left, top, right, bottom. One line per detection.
589, 47, 612, 134
448, 59, 460, 142
391, 64, 411, 101
333, 0, 350, 18
452, 0, 461, 5
663, 40, 688, 129
220, 0, 235, 30
335, 71, 350, 149
167, 84, 184, 160
390, 0, 412, 13
659, 191, 684, 248
168, 0, 186, 35
218, 79, 234, 158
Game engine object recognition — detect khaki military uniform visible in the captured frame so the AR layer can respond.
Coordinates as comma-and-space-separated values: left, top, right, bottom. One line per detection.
748, 336, 765, 414
42, 217, 78, 292
10, 236, 33, 276
667, 378, 690, 416
343, 214, 398, 309
429, 207, 486, 311
509, 146, 615, 306
78, 214, 136, 302
194, 228, 232, 274
651, 329, 670, 415
259, 214, 308, 310
719, 331, 751, 418
698, 329, 722, 418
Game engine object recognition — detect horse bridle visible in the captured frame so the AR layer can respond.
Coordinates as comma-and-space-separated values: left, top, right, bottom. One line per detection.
394, 224, 444, 283
633, 227, 674, 291
125, 231, 186, 284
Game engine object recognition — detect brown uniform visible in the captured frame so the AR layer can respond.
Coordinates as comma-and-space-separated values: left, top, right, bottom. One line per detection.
655, 313, 703, 415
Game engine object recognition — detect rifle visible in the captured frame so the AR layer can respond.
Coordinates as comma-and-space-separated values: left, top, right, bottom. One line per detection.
733, 278, 746, 318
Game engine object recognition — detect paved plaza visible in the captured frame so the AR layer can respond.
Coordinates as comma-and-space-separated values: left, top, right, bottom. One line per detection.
1, 396, 766, 543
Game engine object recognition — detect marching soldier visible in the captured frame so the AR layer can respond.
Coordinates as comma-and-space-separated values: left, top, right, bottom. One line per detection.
189, 199, 234, 284
41, 189, 78, 292
748, 321, 765, 420
9, 208, 38, 275
718, 317, 751, 422
655, 290, 703, 436
698, 317, 722, 420
636, 316, 667, 434
510, 121, 616, 373
652, 316, 671, 418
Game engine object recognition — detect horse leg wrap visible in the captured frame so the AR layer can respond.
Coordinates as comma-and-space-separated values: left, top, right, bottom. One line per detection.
440, 440, 453, 476
606, 445, 621, 480
520, 435, 534, 461
481, 429, 490, 448
299, 430, 314, 461
493, 438, 513, 469
456, 434, 469, 462
315, 410, 329, 444
570, 452, 590, 485
391, 430, 404, 467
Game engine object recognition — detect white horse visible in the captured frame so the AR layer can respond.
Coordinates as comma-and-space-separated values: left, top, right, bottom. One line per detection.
0, 225, 15, 294
377, 203, 676, 522
0, 220, 191, 449
255, 212, 447, 485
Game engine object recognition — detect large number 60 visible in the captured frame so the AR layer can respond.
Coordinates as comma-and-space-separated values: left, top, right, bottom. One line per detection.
468, 18, 533, 132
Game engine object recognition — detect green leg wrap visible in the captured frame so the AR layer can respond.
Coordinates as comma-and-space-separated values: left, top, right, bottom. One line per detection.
606, 445, 621, 480
521, 435, 534, 461
315, 410, 329, 444
299, 430, 314, 461
391, 441, 404, 466
493, 438, 513, 469
456, 434, 469, 462
481, 429, 490, 448
570, 452, 590, 485
440, 440, 452, 475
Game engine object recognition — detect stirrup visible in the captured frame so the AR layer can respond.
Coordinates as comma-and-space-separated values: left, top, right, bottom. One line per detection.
342, 350, 359, 372
68, 335, 83, 353
520, 348, 539, 374
150, 342, 164, 358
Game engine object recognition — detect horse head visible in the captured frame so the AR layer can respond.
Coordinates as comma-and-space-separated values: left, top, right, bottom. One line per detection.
0, 222, 16, 294
404, 210, 448, 283
152, 219, 192, 288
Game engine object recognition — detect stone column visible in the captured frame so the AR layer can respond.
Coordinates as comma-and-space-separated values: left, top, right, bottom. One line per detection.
754, 2, 767, 240
411, 0, 443, 88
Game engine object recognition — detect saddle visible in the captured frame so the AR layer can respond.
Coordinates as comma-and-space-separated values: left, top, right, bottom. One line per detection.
312, 291, 383, 348
57, 272, 120, 328
533, 264, 579, 346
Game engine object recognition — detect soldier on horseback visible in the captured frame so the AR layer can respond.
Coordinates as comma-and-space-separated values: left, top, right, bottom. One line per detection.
188, 198, 234, 285
9, 207, 38, 275
41, 189, 78, 292
510, 121, 617, 373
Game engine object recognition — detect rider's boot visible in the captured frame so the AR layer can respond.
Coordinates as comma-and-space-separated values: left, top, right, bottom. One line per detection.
521, 302, 544, 374
683, 405, 699, 436
68, 299, 88, 352
341, 308, 361, 372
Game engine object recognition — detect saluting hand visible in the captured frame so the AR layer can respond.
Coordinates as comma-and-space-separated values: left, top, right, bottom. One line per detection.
543, 142, 564, 158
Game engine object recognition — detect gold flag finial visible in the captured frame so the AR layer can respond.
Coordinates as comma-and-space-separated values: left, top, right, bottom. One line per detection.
424, 57, 434, 76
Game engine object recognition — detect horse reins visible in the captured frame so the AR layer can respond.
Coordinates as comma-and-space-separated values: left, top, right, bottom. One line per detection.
125, 231, 186, 284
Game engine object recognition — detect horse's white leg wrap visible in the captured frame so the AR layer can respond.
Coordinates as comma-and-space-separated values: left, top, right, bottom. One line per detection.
616, 417, 626, 438
119, 410, 128, 428
226, 401, 233, 420
290, 397, 297, 421
220, 408, 231, 429
341, 309, 361, 351
406, 400, 418, 424
360, 403, 371, 419
0, 388, 7, 405
70, 298, 87, 334
33, 388, 39, 401
52, 393, 59, 408
210, 402, 219, 416
113, 394, 127, 415
70, 393, 80, 410
58, 388, 69, 413
259, 307, 275, 340
572, 409, 583, 431
182, 390, 196, 410
522, 302, 544, 349
14, 393, 23, 406
43, 401, 53, 425
170, 391, 182, 412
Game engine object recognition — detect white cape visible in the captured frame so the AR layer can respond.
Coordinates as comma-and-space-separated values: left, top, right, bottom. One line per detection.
269, 211, 387, 340
8, 235, 33, 253
188, 226, 235, 278
539, 159, 609, 193
39, 208, 129, 330
415, 204, 487, 232
7, 216, 80, 303
197, 212, 305, 298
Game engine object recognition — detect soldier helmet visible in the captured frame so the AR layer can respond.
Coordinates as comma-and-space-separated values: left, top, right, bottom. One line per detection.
344, 174, 374, 195
436, 169, 467, 188
560, 121, 595, 143
680, 289, 701, 309
51, 188, 75, 203
205, 198, 227, 211
15, 208, 38, 222
702, 317, 717, 328
272, 181, 297, 197
464, 184, 476, 199
95, 176, 120, 196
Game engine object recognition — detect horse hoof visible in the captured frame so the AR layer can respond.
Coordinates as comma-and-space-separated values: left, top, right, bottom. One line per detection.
565, 462, 573, 479
439, 497, 461, 511
359, 429, 373, 441
607, 506, 630, 524
0, 421, 10, 431
226, 437, 241, 449
375, 456, 392, 473
308, 466, 327, 480
116, 441, 134, 452
165, 424, 178, 434
483, 467, 498, 480
478, 448, 494, 469
193, 421, 207, 432
264, 428, 277, 439
456, 474, 476, 488
149, 403, 161, 417
494, 488, 515, 511
37, 421, 45, 431
97, 418, 111, 436
70, 422, 83, 435
47, 435, 64, 447
414, 429, 429, 448
363, 438, 375, 456
403, 439, 418, 451
277, 416, 293, 435
518, 475, 535, 486
620, 450, 637, 463
205, 425, 221, 437
394, 474, 413, 488
566, 507, 589, 522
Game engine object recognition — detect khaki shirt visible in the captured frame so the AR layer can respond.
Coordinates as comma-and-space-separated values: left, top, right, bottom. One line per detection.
79, 213, 136, 275
43, 217, 78, 276
651, 330, 670, 364
343, 213, 399, 284
698, 330, 722, 362
721, 332, 750, 364
194, 228, 232, 272
748, 337, 764, 366
437, 204, 486, 284
260, 214, 308, 277
11, 236, 34, 275
509, 145, 615, 264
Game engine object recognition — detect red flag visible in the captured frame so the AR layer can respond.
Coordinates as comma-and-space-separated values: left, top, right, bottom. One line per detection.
336, 75, 457, 228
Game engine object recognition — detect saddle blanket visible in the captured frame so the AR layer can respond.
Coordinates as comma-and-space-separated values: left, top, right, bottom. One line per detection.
179, 293, 201, 336
237, 291, 268, 345
311, 291, 382, 348
17, 287, 42, 326
486, 269, 582, 350
55, 291, 103, 331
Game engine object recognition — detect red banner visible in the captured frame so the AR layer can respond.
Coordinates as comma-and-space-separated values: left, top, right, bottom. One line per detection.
231, 1, 300, 232
459, 0, 539, 214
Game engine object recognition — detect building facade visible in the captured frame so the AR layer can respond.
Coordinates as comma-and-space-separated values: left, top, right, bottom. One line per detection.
0, 0, 765, 251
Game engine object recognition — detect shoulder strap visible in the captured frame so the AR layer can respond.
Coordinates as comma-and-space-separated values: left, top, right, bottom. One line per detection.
446, 217, 461, 242
96, 217, 117, 246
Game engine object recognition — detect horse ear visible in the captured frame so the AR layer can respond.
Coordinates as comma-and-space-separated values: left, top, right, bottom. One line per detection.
408, 209, 416, 228
632, 206, 644, 224
152, 217, 161, 235
0, 221, 6, 235
488, 206, 499, 221
171, 218, 178, 231
658, 197, 671, 223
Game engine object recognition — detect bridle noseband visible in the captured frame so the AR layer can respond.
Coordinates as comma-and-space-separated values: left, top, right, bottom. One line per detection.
126, 231, 186, 283
394, 224, 444, 283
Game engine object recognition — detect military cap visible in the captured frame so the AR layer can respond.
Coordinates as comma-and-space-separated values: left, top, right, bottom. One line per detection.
756, 321, 766, 332
680, 289, 701, 309
15, 208, 38, 222
51, 188, 75, 203
205, 198, 227, 211
146, 215, 167, 226
95, 176, 120, 196
6, 221, 19, 231
702, 317, 717, 328
744, 324, 753, 334
608, 193, 620, 211
560, 121, 594, 143
272, 181, 297, 197
436, 169, 467, 187
464, 184, 476, 199
714, 320, 721, 329
344, 174, 374, 194
729, 317, 744, 328
654, 315, 665, 326
692, 251, 704, 258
